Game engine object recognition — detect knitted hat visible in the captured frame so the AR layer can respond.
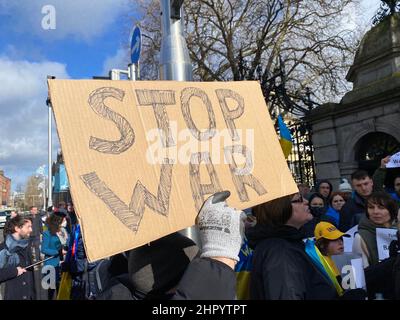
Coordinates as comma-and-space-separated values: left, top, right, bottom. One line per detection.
128, 232, 199, 298
338, 178, 352, 193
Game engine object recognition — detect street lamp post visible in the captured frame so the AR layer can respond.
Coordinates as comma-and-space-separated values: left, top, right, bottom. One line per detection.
46, 75, 57, 209
159, 0, 193, 81
159, 0, 200, 246
46, 94, 53, 209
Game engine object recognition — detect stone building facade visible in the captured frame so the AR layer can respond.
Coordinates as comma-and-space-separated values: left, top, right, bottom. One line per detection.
0, 170, 11, 207
306, 14, 400, 189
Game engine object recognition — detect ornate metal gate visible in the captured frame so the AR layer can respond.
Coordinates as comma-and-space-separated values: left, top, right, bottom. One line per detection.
287, 120, 316, 187
238, 54, 319, 188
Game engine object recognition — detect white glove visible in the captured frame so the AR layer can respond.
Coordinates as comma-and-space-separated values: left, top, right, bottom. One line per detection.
196, 191, 246, 262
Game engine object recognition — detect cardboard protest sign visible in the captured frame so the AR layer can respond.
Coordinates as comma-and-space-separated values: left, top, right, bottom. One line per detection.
387, 152, 400, 168
331, 253, 366, 290
376, 228, 398, 261
48, 80, 298, 261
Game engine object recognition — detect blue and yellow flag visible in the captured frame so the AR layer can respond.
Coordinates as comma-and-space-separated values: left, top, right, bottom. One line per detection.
234, 237, 253, 300
305, 239, 344, 296
277, 115, 292, 158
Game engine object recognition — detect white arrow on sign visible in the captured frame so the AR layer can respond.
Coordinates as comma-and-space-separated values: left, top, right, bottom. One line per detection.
131, 35, 140, 56
130, 26, 141, 64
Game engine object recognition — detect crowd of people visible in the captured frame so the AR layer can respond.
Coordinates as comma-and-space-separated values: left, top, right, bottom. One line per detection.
243, 155, 400, 300
0, 202, 78, 300
1, 155, 400, 300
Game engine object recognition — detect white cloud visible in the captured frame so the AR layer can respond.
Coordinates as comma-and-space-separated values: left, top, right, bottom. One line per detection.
1, 0, 129, 41
0, 56, 67, 189
339, 0, 381, 33
102, 47, 130, 76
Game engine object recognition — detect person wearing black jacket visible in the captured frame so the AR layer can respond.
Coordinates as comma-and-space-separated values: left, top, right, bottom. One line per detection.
248, 193, 338, 300
128, 191, 245, 300
315, 179, 333, 205
391, 232, 400, 300
172, 257, 237, 300
339, 170, 376, 232
0, 215, 36, 300
175, 191, 245, 300
28, 206, 42, 262
128, 232, 200, 299
66, 202, 78, 226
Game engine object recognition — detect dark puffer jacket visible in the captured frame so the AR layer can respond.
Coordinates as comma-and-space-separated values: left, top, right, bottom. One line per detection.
0, 242, 36, 300
247, 224, 337, 300
394, 254, 400, 300
172, 258, 236, 300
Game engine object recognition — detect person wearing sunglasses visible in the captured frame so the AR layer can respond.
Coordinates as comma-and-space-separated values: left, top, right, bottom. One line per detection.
247, 193, 338, 299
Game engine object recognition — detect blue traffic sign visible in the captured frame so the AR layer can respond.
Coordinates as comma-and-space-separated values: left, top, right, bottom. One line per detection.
130, 26, 141, 64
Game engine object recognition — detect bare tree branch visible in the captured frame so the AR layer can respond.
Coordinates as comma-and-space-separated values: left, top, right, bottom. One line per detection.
126, 0, 364, 109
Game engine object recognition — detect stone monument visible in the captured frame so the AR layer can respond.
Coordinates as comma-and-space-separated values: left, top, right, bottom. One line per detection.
306, 12, 400, 188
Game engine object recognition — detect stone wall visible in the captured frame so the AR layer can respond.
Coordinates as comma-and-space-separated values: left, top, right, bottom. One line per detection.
306, 14, 400, 190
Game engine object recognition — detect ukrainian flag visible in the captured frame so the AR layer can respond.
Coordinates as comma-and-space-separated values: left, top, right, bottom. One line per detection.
305, 239, 344, 296
278, 114, 293, 158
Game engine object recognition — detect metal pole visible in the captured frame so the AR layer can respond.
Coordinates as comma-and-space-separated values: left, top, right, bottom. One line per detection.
46, 76, 54, 209
43, 177, 46, 211
159, 0, 193, 81
128, 63, 137, 81
47, 100, 53, 208
159, 0, 200, 246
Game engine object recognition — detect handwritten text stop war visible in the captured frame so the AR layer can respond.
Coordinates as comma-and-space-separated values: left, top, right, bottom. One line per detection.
80, 87, 267, 232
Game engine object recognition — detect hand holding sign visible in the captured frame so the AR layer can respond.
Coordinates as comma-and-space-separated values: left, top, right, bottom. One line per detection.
48, 80, 298, 261
196, 190, 246, 263
386, 152, 400, 168
381, 155, 391, 168
376, 228, 398, 260
331, 253, 366, 290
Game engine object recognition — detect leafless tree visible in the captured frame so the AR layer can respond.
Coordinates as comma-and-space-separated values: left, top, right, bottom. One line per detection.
126, 0, 364, 114
24, 175, 42, 209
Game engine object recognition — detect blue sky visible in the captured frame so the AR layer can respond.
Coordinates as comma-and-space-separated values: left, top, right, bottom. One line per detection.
0, 0, 381, 192
0, 0, 134, 190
